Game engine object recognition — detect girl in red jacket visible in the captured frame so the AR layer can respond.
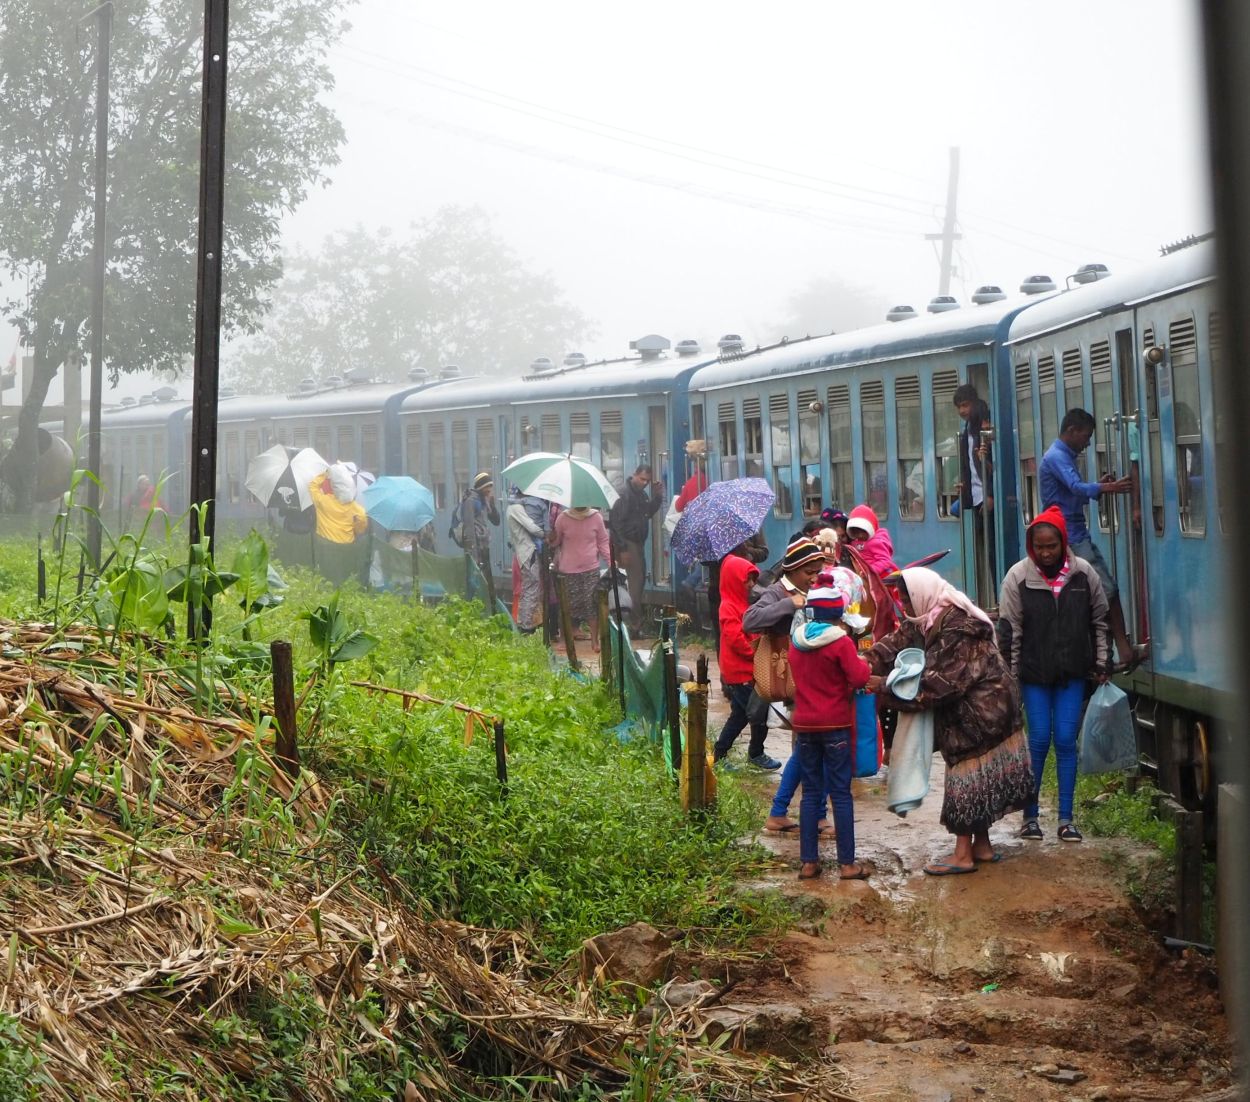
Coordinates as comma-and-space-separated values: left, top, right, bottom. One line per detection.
711, 550, 773, 768
788, 578, 872, 880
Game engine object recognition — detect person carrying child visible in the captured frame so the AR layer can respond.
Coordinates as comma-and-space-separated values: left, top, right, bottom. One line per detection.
788, 576, 873, 881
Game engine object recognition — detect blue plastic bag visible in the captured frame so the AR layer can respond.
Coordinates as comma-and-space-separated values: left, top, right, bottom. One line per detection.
1077, 682, 1137, 774
851, 689, 882, 777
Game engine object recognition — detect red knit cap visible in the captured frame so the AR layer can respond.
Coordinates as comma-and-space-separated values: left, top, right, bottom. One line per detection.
846, 504, 878, 539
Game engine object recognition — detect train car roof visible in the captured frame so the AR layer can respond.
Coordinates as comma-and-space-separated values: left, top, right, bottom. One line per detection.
686, 297, 1034, 392
228, 380, 438, 421
1006, 240, 1216, 345
398, 356, 711, 413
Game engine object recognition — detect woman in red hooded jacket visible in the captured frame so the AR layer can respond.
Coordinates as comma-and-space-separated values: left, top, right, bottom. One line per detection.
997, 505, 1111, 842
711, 548, 772, 768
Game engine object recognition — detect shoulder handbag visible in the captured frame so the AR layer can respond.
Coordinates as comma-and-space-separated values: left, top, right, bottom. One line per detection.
752, 632, 796, 703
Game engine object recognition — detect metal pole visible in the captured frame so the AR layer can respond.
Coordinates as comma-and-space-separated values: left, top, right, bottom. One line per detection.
662, 614, 681, 780
187, 0, 229, 638
609, 540, 626, 715
924, 146, 962, 297
85, 2, 112, 566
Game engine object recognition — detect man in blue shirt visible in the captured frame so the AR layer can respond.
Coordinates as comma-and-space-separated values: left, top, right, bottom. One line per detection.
1040, 408, 1139, 670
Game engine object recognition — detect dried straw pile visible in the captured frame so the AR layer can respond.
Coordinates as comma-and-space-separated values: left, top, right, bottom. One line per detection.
0, 620, 858, 1100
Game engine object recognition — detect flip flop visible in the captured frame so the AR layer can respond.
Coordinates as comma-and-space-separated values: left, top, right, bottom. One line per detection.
839, 863, 871, 881
765, 823, 800, 834
924, 862, 978, 876
974, 853, 1003, 864
798, 862, 823, 880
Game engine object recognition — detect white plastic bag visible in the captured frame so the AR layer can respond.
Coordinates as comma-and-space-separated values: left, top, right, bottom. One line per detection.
1077, 682, 1137, 774
887, 710, 934, 816
662, 494, 681, 537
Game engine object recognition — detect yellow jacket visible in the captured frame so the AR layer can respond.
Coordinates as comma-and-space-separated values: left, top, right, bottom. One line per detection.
309, 478, 368, 543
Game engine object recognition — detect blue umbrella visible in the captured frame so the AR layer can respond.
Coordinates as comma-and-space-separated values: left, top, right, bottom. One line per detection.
361, 476, 436, 532
670, 477, 775, 566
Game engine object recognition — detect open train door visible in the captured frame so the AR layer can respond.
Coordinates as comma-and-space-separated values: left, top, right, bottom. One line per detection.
960, 361, 999, 608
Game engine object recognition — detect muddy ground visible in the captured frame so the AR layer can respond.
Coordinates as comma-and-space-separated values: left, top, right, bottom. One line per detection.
689, 660, 1234, 1102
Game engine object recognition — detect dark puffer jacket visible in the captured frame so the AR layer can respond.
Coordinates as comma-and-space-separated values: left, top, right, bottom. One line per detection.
867, 608, 1020, 767
996, 506, 1110, 685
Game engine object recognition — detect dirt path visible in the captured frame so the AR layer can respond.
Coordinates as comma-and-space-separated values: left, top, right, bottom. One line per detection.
694, 669, 1234, 1101
570, 641, 1231, 1098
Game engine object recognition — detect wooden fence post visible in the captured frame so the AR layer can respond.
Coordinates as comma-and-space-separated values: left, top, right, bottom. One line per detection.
556, 573, 580, 671
493, 719, 508, 797
1154, 792, 1205, 942
410, 542, 420, 603
683, 655, 709, 812
270, 640, 299, 777
597, 589, 612, 688
36, 534, 46, 603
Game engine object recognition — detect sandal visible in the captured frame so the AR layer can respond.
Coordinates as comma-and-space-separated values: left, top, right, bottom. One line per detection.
1019, 820, 1043, 841
839, 862, 870, 881
798, 862, 823, 880
1058, 823, 1084, 842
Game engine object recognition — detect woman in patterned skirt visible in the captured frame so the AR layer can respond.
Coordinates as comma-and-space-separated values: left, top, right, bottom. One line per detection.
550, 506, 611, 649
865, 567, 1033, 875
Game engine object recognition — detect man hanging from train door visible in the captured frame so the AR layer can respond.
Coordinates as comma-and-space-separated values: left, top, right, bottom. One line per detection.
952, 385, 996, 599
609, 464, 665, 634
1040, 408, 1144, 672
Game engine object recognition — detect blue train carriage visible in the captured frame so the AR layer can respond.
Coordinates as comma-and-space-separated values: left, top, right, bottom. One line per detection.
685, 296, 1042, 606
395, 342, 712, 609
1004, 238, 1227, 812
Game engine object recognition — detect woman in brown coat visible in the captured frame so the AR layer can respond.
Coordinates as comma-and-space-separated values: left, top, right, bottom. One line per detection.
866, 567, 1033, 875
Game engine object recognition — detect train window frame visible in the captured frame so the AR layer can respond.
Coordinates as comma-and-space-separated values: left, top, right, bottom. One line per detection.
859, 379, 888, 521
768, 393, 794, 519
932, 369, 961, 520
405, 423, 422, 478
895, 375, 924, 521
540, 413, 561, 453
1168, 315, 1206, 537
475, 418, 494, 476
336, 424, 354, 463
1210, 311, 1226, 534
569, 412, 591, 460
743, 397, 765, 480
600, 410, 624, 488
224, 430, 240, 504
313, 426, 331, 459
292, 424, 310, 449
1090, 340, 1115, 532
361, 424, 380, 472
826, 383, 853, 512
1014, 361, 1040, 523
1061, 347, 1084, 417
451, 419, 470, 499
1037, 353, 1059, 462
717, 401, 740, 480
797, 387, 822, 518
428, 422, 447, 509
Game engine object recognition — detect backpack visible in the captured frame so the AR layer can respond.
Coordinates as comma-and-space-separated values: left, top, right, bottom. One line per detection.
448, 498, 469, 549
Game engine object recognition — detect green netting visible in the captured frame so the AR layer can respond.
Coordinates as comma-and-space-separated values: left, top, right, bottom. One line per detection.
605, 619, 688, 772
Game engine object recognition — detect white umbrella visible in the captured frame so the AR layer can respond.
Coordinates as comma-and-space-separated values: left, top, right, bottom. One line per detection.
244, 445, 328, 512
501, 452, 620, 510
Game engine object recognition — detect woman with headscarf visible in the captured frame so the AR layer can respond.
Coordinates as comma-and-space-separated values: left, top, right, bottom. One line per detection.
865, 567, 1033, 874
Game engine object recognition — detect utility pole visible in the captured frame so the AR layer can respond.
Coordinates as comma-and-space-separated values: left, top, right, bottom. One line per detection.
85, 2, 112, 565
925, 146, 962, 297
187, 0, 229, 637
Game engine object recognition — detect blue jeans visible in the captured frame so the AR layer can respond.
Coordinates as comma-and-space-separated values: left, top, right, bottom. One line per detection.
713, 682, 768, 761
1022, 679, 1087, 823
770, 751, 827, 824
798, 728, 854, 866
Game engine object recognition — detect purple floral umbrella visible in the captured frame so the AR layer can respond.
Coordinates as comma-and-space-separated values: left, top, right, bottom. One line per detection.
670, 477, 775, 566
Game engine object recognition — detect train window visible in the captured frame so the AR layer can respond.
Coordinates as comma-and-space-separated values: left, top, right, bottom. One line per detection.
405, 423, 422, 477
569, 412, 591, 460
690, 403, 706, 447
476, 418, 495, 472
717, 402, 739, 479
1169, 316, 1205, 536
1210, 311, 1226, 533
313, 426, 331, 458
224, 431, 240, 504
826, 383, 853, 511
933, 369, 960, 520
768, 393, 794, 518
361, 425, 380, 472
860, 380, 888, 520
540, 413, 561, 453
895, 376, 924, 521
336, 424, 354, 461
451, 419, 470, 497
1014, 363, 1039, 523
1142, 325, 1165, 535
1037, 354, 1059, 457
600, 410, 624, 488
428, 422, 447, 508
1090, 341, 1114, 531
293, 424, 310, 448
797, 388, 822, 517
273, 422, 289, 446
743, 397, 764, 479
1061, 347, 1084, 415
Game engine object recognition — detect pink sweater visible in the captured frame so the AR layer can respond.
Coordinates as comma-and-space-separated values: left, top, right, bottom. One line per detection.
553, 510, 610, 574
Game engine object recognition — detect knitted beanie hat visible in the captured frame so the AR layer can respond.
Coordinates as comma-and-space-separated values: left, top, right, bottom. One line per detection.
780, 536, 824, 574
472, 471, 494, 492
806, 584, 846, 623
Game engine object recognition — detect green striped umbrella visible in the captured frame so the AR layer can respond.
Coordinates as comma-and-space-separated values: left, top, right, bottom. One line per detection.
501, 452, 620, 509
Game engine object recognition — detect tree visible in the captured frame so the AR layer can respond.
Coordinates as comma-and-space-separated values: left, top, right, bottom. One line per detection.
768, 273, 884, 343
0, 0, 351, 508
226, 208, 594, 394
